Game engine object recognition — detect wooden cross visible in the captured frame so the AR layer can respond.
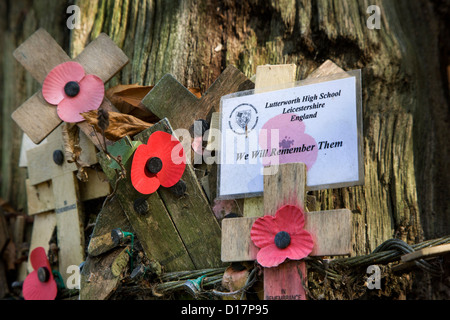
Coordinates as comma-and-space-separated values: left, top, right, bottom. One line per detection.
142, 65, 253, 131
25, 125, 110, 283
222, 162, 352, 300
11, 28, 128, 149
221, 63, 354, 300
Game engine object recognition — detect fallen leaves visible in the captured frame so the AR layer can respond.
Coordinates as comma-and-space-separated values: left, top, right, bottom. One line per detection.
62, 123, 90, 182
81, 110, 153, 142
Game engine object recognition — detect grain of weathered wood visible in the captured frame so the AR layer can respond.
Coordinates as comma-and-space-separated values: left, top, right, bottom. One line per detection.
27, 211, 56, 273
221, 217, 259, 262
401, 243, 450, 263
11, 28, 128, 147
26, 126, 98, 186
142, 65, 254, 131
52, 171, 84, 283
263, 162, 307, 216
263, 162, 308, 300
26, 168, 110, 216
80, 247, 127, 300
86, 195, 131, 257
25, 179, 54, 216
221, 209, 351, 261
13, 28, 69, 83
263, 260, 307, 300
243, 64, 297, 218
97, 134, 195, 271
135, 119, 224, 269
254, 64, 297, 91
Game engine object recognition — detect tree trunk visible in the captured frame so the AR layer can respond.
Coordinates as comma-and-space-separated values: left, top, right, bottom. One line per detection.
1, 0, 449, 299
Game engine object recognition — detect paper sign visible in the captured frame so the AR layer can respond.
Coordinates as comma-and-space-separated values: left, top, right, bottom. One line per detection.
217, 70, 363, 199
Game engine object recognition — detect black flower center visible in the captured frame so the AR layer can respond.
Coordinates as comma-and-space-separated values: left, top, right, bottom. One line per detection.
146, 157, 163, 174
64, 81, 80, 97
37, 267, 50, 283
274, 231, 291, 249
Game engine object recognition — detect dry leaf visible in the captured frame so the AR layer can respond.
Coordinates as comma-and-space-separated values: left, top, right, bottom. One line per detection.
106, 83, 202, 122
106, 84, 157, 123
81, 110, 153, 141
62, 123, 90, 182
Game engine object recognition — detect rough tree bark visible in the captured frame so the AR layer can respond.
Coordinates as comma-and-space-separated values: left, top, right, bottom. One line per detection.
1, 0, 449, 299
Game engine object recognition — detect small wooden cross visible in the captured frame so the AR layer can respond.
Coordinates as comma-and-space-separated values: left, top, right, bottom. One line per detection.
25, 125, 110, 283
11, 28, 128, 149
142, 65, 254, 131
221, 62, 354, 300
222, 162, 352, 300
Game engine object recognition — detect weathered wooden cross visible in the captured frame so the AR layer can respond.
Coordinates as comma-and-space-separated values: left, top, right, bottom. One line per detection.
222, 162, 352, 299
12, 28, 127, 283
25, 124, 110, 283
221, 63, 353, 300
12, 28, 129, 149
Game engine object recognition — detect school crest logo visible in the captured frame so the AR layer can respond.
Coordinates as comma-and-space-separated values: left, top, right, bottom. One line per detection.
228, 103, 259, 135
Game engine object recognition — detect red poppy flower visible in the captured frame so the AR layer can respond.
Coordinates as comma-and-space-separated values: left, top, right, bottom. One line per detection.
250, 205, 314, 268
42, 61, 104, 123
131, 131, 186, 194
22, 247, 57, 300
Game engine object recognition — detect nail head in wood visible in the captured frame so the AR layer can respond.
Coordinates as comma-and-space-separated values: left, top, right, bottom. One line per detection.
52, 150, 64, 166
169, 179, 186, 196
133, 198, 149, 215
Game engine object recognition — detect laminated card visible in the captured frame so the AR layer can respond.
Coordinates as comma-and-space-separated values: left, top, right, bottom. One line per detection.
218, 70, 363, 199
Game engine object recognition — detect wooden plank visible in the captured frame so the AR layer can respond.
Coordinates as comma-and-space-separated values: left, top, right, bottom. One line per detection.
26, 125, 98, 186
142, 65, 254, 131
11, 29, 128, 146
27, 169, 110, 216
26, 180, 54, 216
78, 168, 111, 201
134, 119, 224, 269
401, 243, 450, 263
80, 247, 127, 300
242, 61, 346, 218
11, 92, 62, 144
52, 172, 85, 283
98, 136, 195, 272
87, 197, 131, 257
243, 64, 296, 218
221, 217, 259, 262
27, 138, 77, 185
221, 208, 352, 262
73, 33, 129, 83
27, 211, 57, 273
254, 64, 296, 91
308, 59, 345, 79
13, 28, 70, 83
263, 162, 307, 300
263, 162, 306, 216
264, 260, 307, 300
